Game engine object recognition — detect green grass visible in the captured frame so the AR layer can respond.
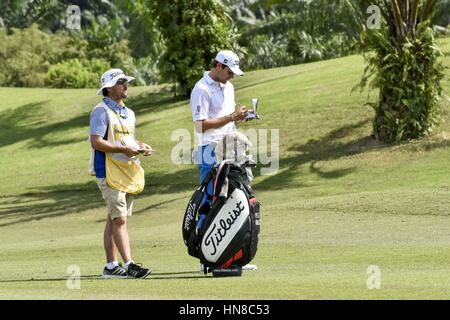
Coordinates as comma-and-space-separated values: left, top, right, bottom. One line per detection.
0, 38, 450, 299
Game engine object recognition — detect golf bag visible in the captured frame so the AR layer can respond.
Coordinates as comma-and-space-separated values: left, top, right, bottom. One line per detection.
182, 159, 260, 271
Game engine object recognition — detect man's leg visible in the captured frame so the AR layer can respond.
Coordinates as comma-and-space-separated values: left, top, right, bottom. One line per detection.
104, 215, 119, 263
110, 194, 151, 279
98, 178, 128, 278
112, 216, 132, 263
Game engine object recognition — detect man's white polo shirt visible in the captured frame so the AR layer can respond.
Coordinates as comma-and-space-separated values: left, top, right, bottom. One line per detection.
190, 72, 236, 146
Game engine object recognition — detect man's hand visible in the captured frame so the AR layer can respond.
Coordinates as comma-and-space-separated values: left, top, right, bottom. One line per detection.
91, 134, 140, 157
138, 142, 153, 156
231, 106, 248, 122
123, 145, 140, 157
195, 106, 249, 133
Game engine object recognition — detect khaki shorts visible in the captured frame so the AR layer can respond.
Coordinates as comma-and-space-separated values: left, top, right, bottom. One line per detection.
96, 178, 134, 219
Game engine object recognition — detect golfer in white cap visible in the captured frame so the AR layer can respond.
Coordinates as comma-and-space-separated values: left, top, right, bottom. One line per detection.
189, 50, 257, 271
190, 50, 247, 170
89, 68, 153, 279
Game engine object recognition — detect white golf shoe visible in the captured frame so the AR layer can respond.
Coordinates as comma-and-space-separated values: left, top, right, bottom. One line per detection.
242, 264, 257, 271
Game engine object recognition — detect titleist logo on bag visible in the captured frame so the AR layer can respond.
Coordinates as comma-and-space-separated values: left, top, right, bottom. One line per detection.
201, 189, 250, 263
184, 201, 196, 231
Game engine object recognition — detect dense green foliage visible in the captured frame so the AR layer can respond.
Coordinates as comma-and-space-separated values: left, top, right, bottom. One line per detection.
358, 0, 447, 142
225, 0, 366, 69
0, 25, 131, 88
147, 0, 235, 96
432, 0, 450, 27
0, 0, 448, 90
362, 23, 445, 142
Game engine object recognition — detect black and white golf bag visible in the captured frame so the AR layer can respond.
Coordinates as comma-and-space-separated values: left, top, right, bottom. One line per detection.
182, 133, 260, 272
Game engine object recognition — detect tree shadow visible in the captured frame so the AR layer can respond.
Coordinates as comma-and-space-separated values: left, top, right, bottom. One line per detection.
0, 101, 89, 149
0, 271, 210, 283
141, 166, 198, 196
132, 196, 188, 216
93, 196, 189, 223
0, 275, 101, 283
127, 86, 187, 116
0, 167, 199, 227
0, 89, 185, 151
0, 181, 102, 227
253, 118, 388, 190
235, 69, 310, 92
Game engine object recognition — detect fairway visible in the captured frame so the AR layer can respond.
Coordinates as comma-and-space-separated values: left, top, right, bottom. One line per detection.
0, 38, 450, 299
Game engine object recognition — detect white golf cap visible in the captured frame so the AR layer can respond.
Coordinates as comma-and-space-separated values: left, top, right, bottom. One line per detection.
97, 68, 135, 95
215, 50, 244, 76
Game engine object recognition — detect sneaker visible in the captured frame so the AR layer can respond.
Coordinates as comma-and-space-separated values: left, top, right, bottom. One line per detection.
102, 264, 127, 279
242, 264, 257, 271
126, 263, 151, 279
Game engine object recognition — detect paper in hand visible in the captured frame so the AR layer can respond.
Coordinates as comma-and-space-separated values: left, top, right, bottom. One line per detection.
120, 135, 143, 151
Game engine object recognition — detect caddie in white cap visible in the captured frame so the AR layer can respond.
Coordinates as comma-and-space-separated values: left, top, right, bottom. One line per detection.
189, 50, 257, 272
97, 68, 135, 96
88, 68, 153, 279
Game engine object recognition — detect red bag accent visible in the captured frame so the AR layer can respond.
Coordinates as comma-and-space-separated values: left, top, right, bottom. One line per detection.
220, 249, 244, 268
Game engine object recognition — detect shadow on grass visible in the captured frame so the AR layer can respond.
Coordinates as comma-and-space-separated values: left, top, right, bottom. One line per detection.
0, 181, 102, 227
253, 118, 387, 190
0, 275, 101, 283
142, 167, 198, 196
0, 117, 407, 226
0, 167, 198, 227
0, 271, 208, 283
0, 89, 186, 151
235, 69, 309, 92
127, 86, 187, 116
0, 101, 88, 149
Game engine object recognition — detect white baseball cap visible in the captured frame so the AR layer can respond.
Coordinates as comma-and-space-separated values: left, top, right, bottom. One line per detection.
215, 50, 244, 76
97, 68, 135, 95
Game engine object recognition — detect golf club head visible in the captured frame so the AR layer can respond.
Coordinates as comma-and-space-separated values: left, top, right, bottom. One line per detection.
252, 98, 258, 110
252, 98, 260, 119
246, 98, 260, 120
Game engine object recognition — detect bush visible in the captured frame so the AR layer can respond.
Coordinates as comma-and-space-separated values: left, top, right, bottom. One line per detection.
47, 58, 110, 88
0, 24, 127, 88
0, 25, 57, 87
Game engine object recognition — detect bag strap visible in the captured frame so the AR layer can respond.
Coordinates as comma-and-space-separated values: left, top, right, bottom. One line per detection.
103, 100, 131, 135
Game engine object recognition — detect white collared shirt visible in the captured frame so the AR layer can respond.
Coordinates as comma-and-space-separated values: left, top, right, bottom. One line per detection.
190, 72, 236, 146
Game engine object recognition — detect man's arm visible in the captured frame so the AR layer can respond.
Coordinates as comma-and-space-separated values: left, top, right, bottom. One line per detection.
90, 135, 139, 157
195, 106, 249, 133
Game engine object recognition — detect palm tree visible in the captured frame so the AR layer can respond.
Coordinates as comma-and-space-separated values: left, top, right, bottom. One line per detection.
360, 0, 445, 142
